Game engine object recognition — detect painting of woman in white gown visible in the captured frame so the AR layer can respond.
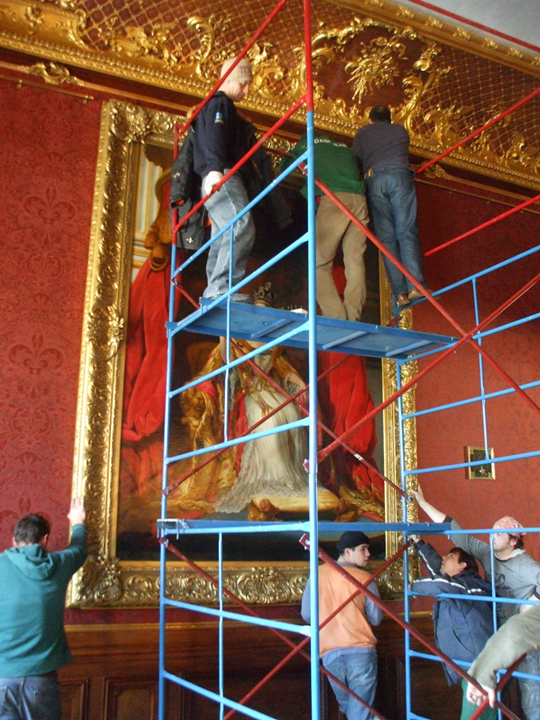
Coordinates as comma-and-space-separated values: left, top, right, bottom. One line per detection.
176, 320, 340, 520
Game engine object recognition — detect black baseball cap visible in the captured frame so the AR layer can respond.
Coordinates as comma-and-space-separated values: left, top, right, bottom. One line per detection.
336, 531, 370, 553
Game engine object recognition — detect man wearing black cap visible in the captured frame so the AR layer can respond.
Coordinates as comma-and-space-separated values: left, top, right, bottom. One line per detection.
301, 531, 382, 720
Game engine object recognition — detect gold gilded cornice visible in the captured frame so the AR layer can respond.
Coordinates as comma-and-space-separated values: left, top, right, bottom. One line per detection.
332, 0, 540, 76
2, 0, 539, 190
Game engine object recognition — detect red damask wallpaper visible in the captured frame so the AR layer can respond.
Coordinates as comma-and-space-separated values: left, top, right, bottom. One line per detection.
0, 78, 101, 550
415, 181, 540, 559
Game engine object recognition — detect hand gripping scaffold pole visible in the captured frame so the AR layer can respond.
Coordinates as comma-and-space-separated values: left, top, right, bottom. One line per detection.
157, 0, 540, 714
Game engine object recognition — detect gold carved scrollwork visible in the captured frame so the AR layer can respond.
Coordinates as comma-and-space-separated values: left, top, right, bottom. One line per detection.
1, 0, 540, 187
346, 35, 407, 103
0, 0, 87, 46
16, 60, 83, 85
39, 0, 78, 8
75, 556, 123, 605
23, 4, 43, 31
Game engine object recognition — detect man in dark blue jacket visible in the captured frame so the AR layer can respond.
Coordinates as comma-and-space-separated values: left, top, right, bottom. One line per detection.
193, 56, 256, 303
410, 539, 496, 720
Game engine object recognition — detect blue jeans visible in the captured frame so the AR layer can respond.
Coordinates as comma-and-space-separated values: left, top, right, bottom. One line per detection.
202, 171, 256, 299
0, 674, 61, 720
323, 648, 377, 720
366, 164, 426, 296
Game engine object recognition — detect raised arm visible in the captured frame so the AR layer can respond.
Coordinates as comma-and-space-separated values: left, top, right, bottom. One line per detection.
409, 484, 446, 523
67, 496, 86, 526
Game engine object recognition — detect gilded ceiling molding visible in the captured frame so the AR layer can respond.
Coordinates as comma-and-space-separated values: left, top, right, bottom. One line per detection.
331, 0, 540, 75
1, 0, 539, 190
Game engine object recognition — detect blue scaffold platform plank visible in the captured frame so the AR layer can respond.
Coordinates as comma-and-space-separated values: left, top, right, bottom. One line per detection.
167, 301, 457, 360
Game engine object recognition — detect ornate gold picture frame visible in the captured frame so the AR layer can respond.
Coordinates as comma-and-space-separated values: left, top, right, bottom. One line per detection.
68, 99, 417, 608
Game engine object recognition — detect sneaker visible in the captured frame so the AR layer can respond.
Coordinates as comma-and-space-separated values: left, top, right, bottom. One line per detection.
408, 288, 432, 301
396, 294, 411, 307
231, 293, 254, 304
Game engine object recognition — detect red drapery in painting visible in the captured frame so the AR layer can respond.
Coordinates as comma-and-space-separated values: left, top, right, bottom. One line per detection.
122, 260, 175, 442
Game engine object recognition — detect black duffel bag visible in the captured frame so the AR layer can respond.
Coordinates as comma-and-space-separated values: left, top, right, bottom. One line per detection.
170, 126, 210, 252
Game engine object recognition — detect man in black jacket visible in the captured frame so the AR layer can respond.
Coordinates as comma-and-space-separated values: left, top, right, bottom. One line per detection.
410, 539, 496, 719
193, 57, 256, 303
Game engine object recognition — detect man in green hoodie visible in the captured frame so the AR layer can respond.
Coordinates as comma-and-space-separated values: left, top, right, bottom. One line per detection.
0, 496, 87, 720
281, 133, 370, 322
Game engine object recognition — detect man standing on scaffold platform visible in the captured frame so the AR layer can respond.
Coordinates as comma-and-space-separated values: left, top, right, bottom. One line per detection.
353, 105, 429, 308
193, 56, 256, 304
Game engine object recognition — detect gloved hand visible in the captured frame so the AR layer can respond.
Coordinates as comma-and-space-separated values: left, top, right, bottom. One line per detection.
203, 171, 224, 196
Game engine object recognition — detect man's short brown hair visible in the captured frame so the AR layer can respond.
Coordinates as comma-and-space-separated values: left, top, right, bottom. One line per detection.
369, 105, 391, 123
13, 514, 50, 545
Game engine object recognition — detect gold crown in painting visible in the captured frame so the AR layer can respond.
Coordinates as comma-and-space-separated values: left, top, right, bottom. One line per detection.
253, 282, 277, 307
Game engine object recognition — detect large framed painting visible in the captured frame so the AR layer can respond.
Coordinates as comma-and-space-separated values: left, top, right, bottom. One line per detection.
68, 100, 418, 607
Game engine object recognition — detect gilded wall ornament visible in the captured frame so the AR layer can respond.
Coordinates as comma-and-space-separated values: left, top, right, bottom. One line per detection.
15, 60, 83, 85
1, 0, 540, 188
345, 35, 408, 103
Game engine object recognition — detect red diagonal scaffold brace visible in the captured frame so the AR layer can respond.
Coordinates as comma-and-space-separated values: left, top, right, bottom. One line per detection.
416, 85, 540, 176
315, 543, 522, 720
160, 537, 410, 720
319, 269, 540, 461
163, 354, 349, 497
425, 192, 540, 257
297, 163, 540, 424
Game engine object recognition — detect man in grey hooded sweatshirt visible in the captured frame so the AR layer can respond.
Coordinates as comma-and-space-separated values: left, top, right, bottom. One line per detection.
0, 497, 87, 720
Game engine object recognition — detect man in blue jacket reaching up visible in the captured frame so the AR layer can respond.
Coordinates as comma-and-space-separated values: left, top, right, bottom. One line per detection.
410, 538, 496, 720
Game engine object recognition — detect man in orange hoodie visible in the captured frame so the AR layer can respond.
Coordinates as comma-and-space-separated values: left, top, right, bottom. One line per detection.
301, 531, 382, 720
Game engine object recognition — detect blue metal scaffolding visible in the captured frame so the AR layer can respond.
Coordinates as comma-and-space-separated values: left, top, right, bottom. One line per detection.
156, 1, 540, 717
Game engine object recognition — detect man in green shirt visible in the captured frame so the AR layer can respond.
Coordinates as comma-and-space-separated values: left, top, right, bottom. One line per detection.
282, 133, 370, 322
0, 497, 87, 720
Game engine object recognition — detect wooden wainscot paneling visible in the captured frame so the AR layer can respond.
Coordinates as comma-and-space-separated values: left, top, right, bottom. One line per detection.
63, 615, 466, 720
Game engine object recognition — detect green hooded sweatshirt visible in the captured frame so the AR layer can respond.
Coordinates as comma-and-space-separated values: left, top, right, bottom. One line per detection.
0, 524, 87, 677
280, 133, 366, 198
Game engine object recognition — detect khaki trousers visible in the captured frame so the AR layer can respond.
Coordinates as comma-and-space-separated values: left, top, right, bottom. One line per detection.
316, 192, 369, 322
